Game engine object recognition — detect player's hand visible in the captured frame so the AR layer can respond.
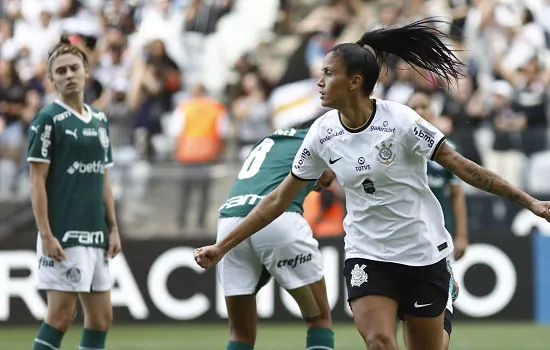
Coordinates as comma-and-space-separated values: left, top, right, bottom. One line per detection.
530, 200, 550, 222
194, 245, 224, 270
107, 228, 122, 258
453, 235, 468, 260
42, 235, 67, 262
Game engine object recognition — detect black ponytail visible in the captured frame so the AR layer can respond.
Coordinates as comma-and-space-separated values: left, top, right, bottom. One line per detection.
330, 18, 466, 95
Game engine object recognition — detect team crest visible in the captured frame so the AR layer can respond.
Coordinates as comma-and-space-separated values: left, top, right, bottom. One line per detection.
350, 264, 368, 287
65, 267, 81, 283
375, 142, 396, 165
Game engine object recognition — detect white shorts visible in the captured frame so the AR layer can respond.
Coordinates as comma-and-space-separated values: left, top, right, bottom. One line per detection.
37, 235, 111, 292
217, 212, 324, 297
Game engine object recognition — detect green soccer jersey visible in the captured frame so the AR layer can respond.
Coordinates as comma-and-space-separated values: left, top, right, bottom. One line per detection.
427, 139, 459, 233
27, 99, 113, 249
219, 127, 317, 218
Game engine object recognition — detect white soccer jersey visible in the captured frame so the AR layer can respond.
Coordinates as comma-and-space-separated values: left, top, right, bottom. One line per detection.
291, 99, 454, 266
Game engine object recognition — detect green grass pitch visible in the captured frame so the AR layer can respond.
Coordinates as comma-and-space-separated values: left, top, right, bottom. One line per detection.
1, 322, 549, 349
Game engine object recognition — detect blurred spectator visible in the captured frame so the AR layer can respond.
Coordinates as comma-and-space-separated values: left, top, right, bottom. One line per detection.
128, 39, 181, 160
498, 57, 549, 156
303, 183, 345, 238
231, 72, 272, 161
485, 80, 526, 187
101, 0, 136, 35
172, 83, 228, 230
185, 0, 232, 35
441, 76, 485, 165
1, 0, 550, 236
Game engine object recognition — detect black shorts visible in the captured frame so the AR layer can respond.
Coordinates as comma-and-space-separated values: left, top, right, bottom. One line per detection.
344, 258, 450, 318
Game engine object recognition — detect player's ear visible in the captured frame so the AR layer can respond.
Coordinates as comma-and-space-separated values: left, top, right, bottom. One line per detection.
349, 74, 363, 91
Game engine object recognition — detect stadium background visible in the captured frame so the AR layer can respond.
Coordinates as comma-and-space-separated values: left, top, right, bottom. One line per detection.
1, 0, 550, 348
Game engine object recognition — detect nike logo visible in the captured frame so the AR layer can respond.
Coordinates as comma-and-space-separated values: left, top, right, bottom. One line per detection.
329, 157, 342, 164
414, 301, 433, 308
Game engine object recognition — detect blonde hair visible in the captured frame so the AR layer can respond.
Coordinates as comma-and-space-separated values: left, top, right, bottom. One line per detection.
47, 34, 89, 72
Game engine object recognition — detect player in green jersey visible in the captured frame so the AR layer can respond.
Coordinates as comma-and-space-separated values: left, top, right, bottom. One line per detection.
27, 35, 121, 350
407, 92, 469, 350
217, 124, 336, 350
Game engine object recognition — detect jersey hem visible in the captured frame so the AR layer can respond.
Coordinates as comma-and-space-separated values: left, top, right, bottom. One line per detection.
219, 210, 304, 218
344, 250, 451, 267
27, 157, 51, 164
290, 171, 317, 182
60, 243, 108, 250
105, 162, 114, 168
430, 136, 447, 161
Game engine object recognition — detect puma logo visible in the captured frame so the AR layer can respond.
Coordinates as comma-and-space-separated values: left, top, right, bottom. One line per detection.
30, 125, 39, 133
65, 129, 78, 139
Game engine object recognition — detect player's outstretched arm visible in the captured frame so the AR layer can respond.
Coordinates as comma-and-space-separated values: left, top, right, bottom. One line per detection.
434, 142, 550, 221
194, 174, 309, 269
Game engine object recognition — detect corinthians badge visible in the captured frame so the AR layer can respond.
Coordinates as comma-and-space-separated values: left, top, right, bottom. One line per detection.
375, 141, 395, 165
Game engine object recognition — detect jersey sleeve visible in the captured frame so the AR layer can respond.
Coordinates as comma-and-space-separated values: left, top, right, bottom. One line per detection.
291, 125, 325, 181
27, 113, 55, 164
398, 107, 447, 161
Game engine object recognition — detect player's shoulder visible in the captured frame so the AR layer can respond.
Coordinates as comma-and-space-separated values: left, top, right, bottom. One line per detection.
31, 103, 65, 127
308, 109, 341, 135
375, 99, 418, 125
89, 105, 108, 123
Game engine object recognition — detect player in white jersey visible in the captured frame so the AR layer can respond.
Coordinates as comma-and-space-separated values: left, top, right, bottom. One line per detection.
195, 18, 550, 350
28, 35, 121, 350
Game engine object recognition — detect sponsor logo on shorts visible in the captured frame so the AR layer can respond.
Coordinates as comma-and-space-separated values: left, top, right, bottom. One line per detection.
65, 267, 81, 283
62, 231, 105, 245
276, 253, 312, 268
38, 257, 54, 268
350, 264, 368, 287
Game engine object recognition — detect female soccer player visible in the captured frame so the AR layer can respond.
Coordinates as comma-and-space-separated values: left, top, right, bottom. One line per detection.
27, 35, 121, 350
217, 124, 335, 350
195, 18, 550, 350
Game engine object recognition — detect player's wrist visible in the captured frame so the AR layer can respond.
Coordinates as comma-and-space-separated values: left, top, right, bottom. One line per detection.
39, 231, 55, 240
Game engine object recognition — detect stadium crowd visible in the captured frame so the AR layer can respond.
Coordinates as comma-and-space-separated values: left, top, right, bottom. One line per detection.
2, 0, 550, 236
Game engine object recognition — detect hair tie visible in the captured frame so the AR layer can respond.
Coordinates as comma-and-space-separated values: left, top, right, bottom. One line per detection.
356, 41, 376, 57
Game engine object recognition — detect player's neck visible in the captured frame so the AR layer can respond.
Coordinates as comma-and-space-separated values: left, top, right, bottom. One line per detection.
339, 96, 374, 130
59, 94, 85, 115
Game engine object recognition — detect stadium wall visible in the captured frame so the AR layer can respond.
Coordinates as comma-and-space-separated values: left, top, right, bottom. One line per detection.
1, 195, 549, 325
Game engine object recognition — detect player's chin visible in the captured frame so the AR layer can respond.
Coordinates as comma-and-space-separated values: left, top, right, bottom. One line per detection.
319, 96, 331, 108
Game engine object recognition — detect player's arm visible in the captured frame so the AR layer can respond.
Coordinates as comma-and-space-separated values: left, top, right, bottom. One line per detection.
29, 162, 53, 239
399, 105, 542, 216
103, 169, 118, 233
313, 169, 336, 192
218, 175, 309, 254
27, 113, 55, 240
434, 142, 536, 210
103, 169, 122, 257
